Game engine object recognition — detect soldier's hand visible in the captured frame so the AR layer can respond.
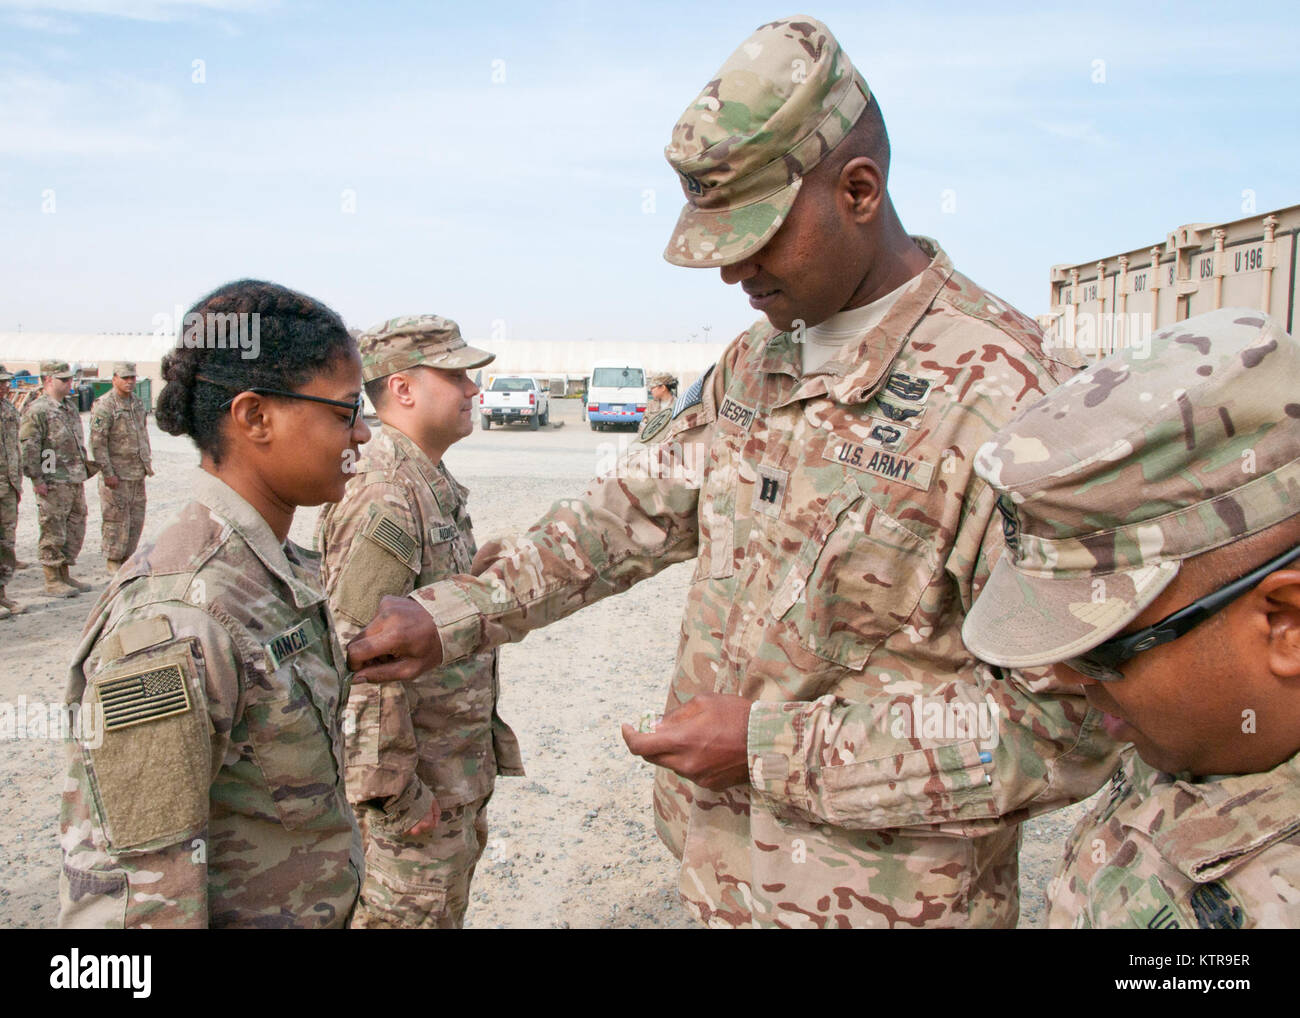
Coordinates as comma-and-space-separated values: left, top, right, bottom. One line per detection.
33, 482, 48, 497
104, 476, 119, 489
621, 692, 753, 791
406, 799, 441, 837
146, 466, 155, 477
347, 595, 444, 682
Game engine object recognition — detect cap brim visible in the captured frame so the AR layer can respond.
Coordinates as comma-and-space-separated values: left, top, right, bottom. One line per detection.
663, 178, 802, 268
431, 345, 496, 371
961, 558, 1181, 668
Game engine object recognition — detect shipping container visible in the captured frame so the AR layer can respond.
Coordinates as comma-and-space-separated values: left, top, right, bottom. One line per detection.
1040, 203, 1298, 359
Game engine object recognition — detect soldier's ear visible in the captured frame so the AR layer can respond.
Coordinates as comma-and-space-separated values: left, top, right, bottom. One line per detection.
226, 391, 274, 448
837, 156, 885, 224
388, 373, 416, 409
1260, 570, 1300, 679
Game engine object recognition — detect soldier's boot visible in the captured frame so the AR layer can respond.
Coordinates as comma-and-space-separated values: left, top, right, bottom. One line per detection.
44, 565, 79, 598
0, 587, 26, 615
61, 564, 94, 593
106, 559, 123, 573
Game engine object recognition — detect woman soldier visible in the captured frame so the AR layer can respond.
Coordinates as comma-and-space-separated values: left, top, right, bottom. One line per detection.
58, 280, 371, 928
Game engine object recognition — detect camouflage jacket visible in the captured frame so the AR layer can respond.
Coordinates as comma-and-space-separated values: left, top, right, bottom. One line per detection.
59, 472, 362, 928
90, 389, 152, 481
317, 425, 522, 833
20, 393, 89, 484
408, 239, 1119, 928
1048, 746, 1300, 929
0, 398, 19, 492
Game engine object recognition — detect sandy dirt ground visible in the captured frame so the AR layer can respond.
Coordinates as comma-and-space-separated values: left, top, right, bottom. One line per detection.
0, 397, 1097, 929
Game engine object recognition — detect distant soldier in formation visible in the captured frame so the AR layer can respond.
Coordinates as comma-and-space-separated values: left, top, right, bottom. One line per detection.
0, 366, 26, 619
90, 362, 153, 572
317, 314, 523, 928
20, 360, 94, 598
964, 308, 1300, 929
637, 371, 678, 438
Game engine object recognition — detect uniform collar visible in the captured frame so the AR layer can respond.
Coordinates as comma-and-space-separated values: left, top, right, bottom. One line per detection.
192, 471, 324, 610
757, 237, 955, 408
1126, 751, 1300, 883
381, 424, 466, 513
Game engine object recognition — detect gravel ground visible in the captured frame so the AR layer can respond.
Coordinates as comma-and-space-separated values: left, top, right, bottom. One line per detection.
0, 396, 1097, 929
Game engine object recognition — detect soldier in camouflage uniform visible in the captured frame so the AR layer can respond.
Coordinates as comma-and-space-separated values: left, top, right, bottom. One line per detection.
59, 280, 368, 927
90, 362, 153, 571
20, 360, 93, 598
349, 17, 1118, 928
963, 307, 1300, 929
637, 372, 678, 438
317, 315, 523, 929
0, 365, 26, 618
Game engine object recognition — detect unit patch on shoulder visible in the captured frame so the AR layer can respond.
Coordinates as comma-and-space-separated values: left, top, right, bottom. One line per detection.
672, 365, 713, 419
637, 406, 673, 444
717, 395, 757, 432
362, 505, 420, 568
824, 438, 934, 492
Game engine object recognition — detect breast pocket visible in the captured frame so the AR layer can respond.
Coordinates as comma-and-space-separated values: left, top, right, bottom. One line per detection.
771, 477, 935, 670
244, 655, 343, 830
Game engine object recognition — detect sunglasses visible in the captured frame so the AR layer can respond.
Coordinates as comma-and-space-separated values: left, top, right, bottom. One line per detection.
1065, 542, 1300, 682
196, 376, 363, 428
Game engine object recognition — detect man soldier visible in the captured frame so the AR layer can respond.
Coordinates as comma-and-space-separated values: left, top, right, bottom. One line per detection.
0, 366, 26, 618
90, 362, 153, 571
20, 360, 95, 598
317, 315, 523, 928
348, 17, 1116, 927
963, 308, 1300, 929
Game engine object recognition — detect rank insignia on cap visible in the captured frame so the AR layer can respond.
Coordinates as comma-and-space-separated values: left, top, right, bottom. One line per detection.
680, 172, 704, 196
97, 661, 192, 732
995, 495, 1021, 556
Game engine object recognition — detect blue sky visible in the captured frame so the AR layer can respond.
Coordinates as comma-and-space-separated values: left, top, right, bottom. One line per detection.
1, 0, 1297, 343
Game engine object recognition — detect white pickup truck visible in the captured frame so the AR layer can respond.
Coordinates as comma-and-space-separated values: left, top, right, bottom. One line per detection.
479, 375, 550, 430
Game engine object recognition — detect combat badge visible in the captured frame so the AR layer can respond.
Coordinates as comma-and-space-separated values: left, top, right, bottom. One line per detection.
1190, 881, 1246, 929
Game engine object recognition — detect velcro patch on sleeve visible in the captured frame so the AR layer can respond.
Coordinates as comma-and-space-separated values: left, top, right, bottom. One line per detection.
86, 643, 209, 851
114, 615, 174, 658
362, 506, 421, 569
332, 524, 420, 628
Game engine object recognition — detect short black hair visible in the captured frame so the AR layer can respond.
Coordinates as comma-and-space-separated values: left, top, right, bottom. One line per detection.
364, 375, 389, 413
155, 279, 354, 465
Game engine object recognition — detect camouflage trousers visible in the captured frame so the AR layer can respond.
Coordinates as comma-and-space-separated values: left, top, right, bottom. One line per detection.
37, 481, 86, 568
351, 795, 490, 929
0, 483, 17, 585
99, 477, 146, 562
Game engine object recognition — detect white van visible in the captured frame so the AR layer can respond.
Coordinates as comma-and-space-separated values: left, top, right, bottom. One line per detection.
586, 362, 647, 431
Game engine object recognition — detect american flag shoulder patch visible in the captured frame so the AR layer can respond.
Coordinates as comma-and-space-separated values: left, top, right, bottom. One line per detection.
362, 505, 420, 568
95, 651, 194, 733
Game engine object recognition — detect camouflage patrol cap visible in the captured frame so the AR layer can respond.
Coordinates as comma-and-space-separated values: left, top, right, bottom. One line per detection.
112, 362, 137, 377
962, 308, 1300, 669
648, 372, 676, 388
357, 314, 495, 382
0, 365, 11, 382
40, 360, 74, 379
663, 16, 871, 268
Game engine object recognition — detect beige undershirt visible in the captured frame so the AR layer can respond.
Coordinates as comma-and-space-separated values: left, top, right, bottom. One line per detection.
800, 279, 912, 375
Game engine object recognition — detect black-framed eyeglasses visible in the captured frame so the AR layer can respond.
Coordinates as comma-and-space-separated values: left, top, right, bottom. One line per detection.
196, 375, 363, 428
1065, 543, 1300, 682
